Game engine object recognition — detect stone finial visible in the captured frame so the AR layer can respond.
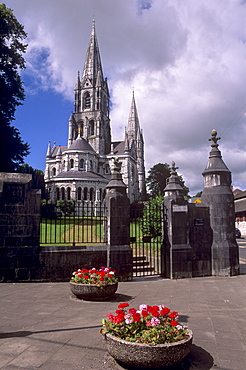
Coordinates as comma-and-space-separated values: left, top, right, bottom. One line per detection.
170, 161, 179, 175
112, 157, 120, 173
209, 129, 221, 148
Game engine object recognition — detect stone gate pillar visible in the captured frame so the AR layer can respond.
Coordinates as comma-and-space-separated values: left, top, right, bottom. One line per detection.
0, 173, 41, 281
104, 159, 132, 280
163, 162, 191, 278
201, 130, 239, 276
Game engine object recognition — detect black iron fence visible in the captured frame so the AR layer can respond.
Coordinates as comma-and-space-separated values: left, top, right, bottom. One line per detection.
40, 201, 105, 246
40, 200, 163, 277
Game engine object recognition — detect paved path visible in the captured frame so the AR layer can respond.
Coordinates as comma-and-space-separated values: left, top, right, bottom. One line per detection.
0, 274, 246, 370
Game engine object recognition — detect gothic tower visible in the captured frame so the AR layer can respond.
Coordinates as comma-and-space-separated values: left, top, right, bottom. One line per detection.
127, 92, 146, 199
45, 21, 146, 204
69, 20, 111, 155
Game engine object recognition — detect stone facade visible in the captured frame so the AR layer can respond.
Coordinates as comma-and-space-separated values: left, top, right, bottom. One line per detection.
45, 21, 146, 204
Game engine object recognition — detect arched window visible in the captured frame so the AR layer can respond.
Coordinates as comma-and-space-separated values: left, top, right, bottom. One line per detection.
70, 159, 74, 169
52, 167, 56, 176
67, 187, 71, 200
89, 120, 94, 136
79, 159, 84, 170
78, 122, 84, 137
89, 188, 94, 201
61, 187, 65, 200
105, 164, 110, 174
83, 92, 90, 109
78, 187, 82, 200
84, 187, 88, 200
63, 160, 65, 170
90, 160, 93, 171
56, 187, 60, 200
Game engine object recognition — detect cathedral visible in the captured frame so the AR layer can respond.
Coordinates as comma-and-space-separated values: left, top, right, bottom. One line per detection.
44, 21, 146, 204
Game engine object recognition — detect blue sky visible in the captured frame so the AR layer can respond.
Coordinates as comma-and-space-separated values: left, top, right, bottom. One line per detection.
4, 0, 246, 195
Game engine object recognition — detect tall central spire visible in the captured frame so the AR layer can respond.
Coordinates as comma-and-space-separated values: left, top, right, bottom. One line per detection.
81, 20, 104, 86
127, 91, 140, 140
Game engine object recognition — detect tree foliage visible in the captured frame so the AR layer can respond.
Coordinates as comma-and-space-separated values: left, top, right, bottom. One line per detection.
141, 194, 163, 238
146, 162, 189, 198
57, 200, 75, 216
146, 163, 170, 197
0, 3, 29, 171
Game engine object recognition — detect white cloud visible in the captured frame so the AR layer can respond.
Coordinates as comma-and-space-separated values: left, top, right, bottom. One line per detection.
4, 0, 246, 194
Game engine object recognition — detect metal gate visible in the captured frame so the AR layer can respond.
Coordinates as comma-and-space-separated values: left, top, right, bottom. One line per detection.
130, 202, 163, 277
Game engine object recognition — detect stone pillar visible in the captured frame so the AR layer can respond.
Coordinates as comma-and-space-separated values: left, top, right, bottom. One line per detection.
104, 159, 132, 281
163, 162, 191, 278
201, 130, 239, 276
0, 173, 41, 281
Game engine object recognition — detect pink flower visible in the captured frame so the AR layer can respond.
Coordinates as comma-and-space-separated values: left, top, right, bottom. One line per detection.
150, 317, 160, 326
146, 317, 160, 327
139, 304, 148, 311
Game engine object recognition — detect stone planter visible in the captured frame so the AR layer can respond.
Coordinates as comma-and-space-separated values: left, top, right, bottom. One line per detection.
103, 329, 193, 368
70, 281, 118, 300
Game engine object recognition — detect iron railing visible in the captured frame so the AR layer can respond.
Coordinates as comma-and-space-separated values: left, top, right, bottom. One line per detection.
40, 201, 105, 246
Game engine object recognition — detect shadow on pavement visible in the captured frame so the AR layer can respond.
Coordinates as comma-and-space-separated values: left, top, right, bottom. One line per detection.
0, 324, 102, 339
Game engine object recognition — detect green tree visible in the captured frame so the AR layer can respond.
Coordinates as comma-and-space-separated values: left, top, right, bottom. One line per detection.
0, 3, 29, 171
146, 162, 189, 198
146, 163, 170, 197
57, 200, 75, 216
141, 194, 163, 238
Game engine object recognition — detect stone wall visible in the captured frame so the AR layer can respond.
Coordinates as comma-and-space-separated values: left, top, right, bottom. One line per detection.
0, 173, 41, 281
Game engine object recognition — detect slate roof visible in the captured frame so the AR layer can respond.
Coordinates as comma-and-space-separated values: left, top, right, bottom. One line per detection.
235, 198, 246, 213
66, 137, 95, 152
113, 141, 125, 155
54, 170, 108, 182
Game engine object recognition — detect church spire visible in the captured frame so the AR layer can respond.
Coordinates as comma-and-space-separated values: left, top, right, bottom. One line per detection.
81, 20, 104, 87
127, 91, 140, 141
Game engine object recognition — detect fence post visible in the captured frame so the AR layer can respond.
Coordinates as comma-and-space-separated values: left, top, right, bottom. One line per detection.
104, 159, 132, 281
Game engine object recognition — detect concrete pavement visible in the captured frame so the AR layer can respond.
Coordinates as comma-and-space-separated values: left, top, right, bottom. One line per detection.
0, 272, 246, 370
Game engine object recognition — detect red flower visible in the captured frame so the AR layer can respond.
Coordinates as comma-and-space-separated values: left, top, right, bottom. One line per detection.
141, 310, 149, 318
128, 308, 137, 314
81, 269, 89, 273
115, 309, 125, 315
170, 320, 178, 326
77, 273, 82, 278
169, 311, 178, 319
133, 313, 141, 322
161, 307, 170, 315
99, 277, 104, 281
84, 275, 89, 279
148, 306, 159, 315
118, 303, 129, 309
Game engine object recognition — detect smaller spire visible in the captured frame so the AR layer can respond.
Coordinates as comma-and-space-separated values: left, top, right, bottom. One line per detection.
56, 146, 62, 157
75, 71, 80, 89
46, 141, 51, 158
127, 91, 140, 140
